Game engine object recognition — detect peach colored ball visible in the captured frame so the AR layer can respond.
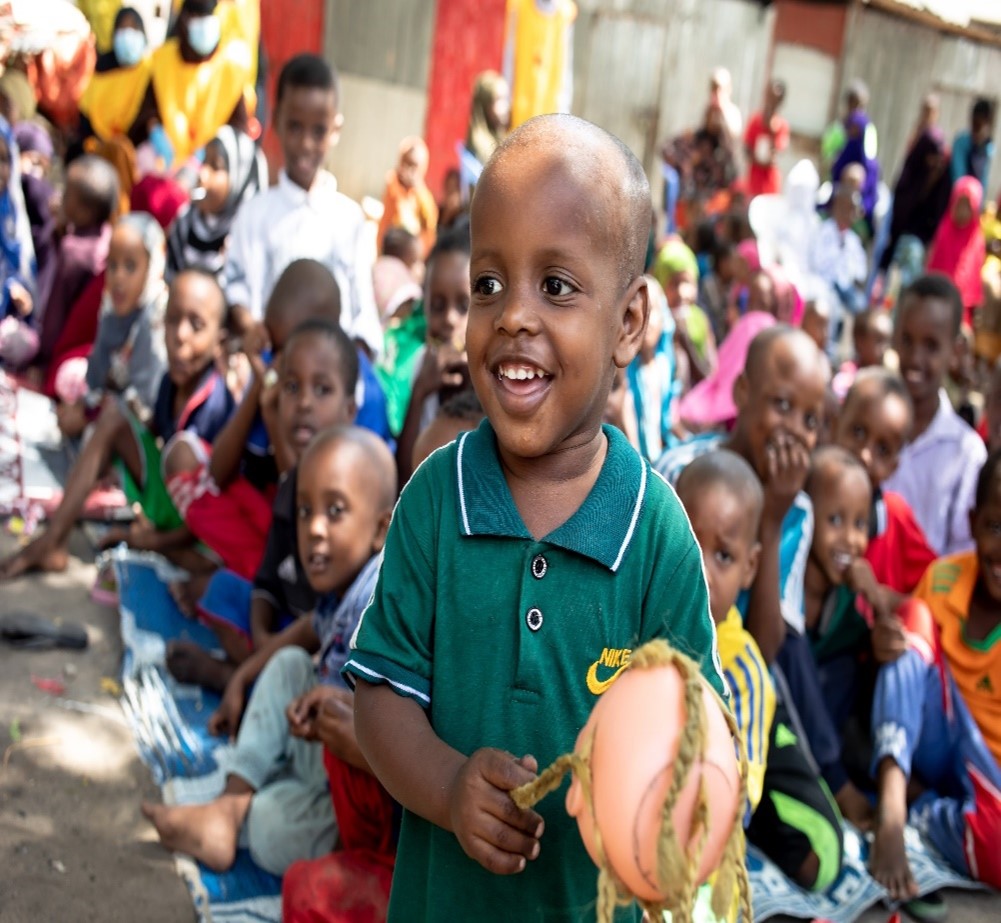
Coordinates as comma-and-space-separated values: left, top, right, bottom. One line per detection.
565, 664, 739, 902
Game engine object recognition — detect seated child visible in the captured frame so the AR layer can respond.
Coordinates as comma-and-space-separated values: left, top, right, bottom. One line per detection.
800, 297, 831, 357
834, 368, 936, 599
224, 53, 381, 356
0, 120, 38, 365
698, 238, 737, 340
394, 224, 471, 484
346, 115, 728, 920
377, 136, 438, 259
678, 449, 844, 891
870, 450, 1001, 900
652, 238, 717, 391
14, 122, 55, 306
382, 226, 424, 285
165, 126, 266, 282
35, 154, 118, 372
167, 319, 359, 693
144, 426, 397, 877
884, 275, 987, 556
831, 306, 893, 400
808, 184, 867, 324
0, 268, 230, 579
614, 276, 680, 460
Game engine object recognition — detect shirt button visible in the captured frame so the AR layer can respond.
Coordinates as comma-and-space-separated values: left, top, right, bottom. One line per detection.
531, 554, 548, 579
526, 607, 543, 631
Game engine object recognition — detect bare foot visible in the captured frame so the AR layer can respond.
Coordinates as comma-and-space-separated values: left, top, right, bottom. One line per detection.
166, 641, 236, 693
0, 536, 69, 580
142, 792, 252, 871
836, 780, 875, 831
169, 572, 213, 618
870, 816, 918, 902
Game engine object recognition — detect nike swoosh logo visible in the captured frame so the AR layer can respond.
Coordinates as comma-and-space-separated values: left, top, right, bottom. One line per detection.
586, 660, 628, 695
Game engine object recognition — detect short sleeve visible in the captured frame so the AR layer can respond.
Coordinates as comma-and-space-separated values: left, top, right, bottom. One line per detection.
778, 493, 813, 634
724, 642, 773, 815
343, 466, 438, 706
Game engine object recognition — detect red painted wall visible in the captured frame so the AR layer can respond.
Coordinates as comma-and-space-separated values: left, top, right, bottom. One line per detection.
773, 0, 848, 58
423, 0, 507, 197
258, 0, 325, 181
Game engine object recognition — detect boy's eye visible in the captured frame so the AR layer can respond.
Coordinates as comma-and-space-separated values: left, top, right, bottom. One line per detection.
851, 424, 866, 441
190, 317, 204, 332
875, 441, 891, 459
773, 397, 791, 413
283, 379, 299, 395
296, 504, 310, 520
804, 412, 820, 432
855, 517, 868, 531
542, 277, 574, 297
473, 276, 502, 297
314, 382, 333, 397
714, 549, 734, 566
829, 513, 844, 527
327, 503, 346, 519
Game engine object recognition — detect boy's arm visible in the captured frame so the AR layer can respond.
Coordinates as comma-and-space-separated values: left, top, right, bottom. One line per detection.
354, 680, 544, 874
208, 370, 264, 488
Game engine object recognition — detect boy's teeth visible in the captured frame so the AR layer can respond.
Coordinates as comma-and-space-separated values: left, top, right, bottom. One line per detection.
500, 365, 542, 380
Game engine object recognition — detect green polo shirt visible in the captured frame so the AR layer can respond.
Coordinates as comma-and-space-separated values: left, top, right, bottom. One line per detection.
345, 419, 726, 922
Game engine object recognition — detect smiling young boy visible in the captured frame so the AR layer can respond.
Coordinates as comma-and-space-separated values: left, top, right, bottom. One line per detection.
346, 115, 726, 921
884, 275, 987, 556
870, 450, 1001, 901
224, 53, 381, 356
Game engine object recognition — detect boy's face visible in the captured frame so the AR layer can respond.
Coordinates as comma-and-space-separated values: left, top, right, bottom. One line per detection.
61, 170, 93, 229
164, 273, 224, 387
295, 441, 389, 596
397, 147, 425, 190
855, 316, 892, 368
895, 295, 956, 407
106, 224, 149, 316
278, 334, 356, 461
467, 147, 647, 461
734, 336, 826, 479
276, 86, 342, 191
664, 271, 696, 311
971, 472, 1001, 604
809, 464, 871, 588
834, 386, 911, 488
681, 483, 759, 624
197, 141, 230, 216
426, 250, 470, 349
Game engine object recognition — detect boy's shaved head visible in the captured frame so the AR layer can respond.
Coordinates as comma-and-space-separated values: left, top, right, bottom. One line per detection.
264, 259, 342, 351
68, 154, 120, 225
479, 114, 651, 287
303, 425, 398, 511
744, 325, 821, 386
676, 449, 763, 537
806, 444, 869, 496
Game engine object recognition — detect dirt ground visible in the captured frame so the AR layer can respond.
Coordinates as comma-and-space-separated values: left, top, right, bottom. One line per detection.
0, 530, 999, 923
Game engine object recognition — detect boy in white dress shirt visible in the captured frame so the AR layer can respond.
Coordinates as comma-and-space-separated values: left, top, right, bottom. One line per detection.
225, 53, 382, 357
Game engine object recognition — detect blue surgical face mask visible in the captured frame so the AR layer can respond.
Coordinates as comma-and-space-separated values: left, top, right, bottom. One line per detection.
113, 27, 146, 67
186, 14, 221, 57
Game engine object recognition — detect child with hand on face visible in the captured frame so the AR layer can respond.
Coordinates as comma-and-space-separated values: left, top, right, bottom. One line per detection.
346, 115, 727, 921
870, 450, 1001, 903
377, 136, 438, 259
144, 427, 397, 880
1, 268, 230, 580
394, 224, 471, 484
884, 275, 987, 556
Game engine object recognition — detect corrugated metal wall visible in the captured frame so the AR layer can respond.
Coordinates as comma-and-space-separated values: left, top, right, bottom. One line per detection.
839, 5, 1001, 200
323, 0, 775, 201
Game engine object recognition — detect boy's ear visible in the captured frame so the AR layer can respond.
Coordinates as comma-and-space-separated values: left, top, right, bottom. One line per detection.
733, 371, 749, 412
343, 395, 358, 424
372, 509, 392, 554
612, 276, 649, 370
329, 112, 345, 149
743, 540, 762, 590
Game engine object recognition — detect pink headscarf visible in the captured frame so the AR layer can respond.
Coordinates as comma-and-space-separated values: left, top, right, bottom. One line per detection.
926, 176, 986, 311
678, 311, 777, 431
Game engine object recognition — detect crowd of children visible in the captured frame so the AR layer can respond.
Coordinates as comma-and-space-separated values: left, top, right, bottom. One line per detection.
1, 6, 1000, 921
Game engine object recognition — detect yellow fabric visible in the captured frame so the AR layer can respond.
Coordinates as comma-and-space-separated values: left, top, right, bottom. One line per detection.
715, 606, 774, 814
79, 57, 153, 141
78, 0, 124, 53
219, 0, 260, 84
915, 552, 1001, 766
151, 36, 253, 164
505, 0, 576, 129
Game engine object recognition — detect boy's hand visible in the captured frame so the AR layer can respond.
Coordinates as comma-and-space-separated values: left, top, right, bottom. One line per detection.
56, 401, 88, 439
286, 684, 339, 740
314, 689, 367, 767
448, 748, 545, 875
413, 344, 467, 403
9, 282, 32, 317
242, 322, 272, 382
761, 433, 810, 526
871, 611, 907, 664
208, 679, 246, 739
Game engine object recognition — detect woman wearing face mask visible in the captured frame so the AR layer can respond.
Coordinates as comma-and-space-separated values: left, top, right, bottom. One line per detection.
129, 0, 254, 167
77, 7, 153, 144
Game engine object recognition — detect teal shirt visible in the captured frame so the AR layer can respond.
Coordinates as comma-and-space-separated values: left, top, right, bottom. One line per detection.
345, 420, 726, 922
